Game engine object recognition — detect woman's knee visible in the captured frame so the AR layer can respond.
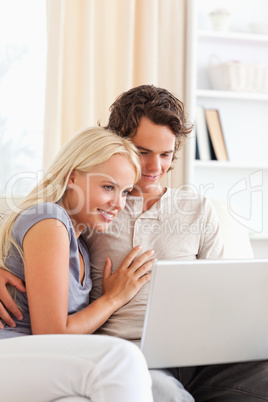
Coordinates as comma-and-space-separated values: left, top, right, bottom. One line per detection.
110, 337, 148, 368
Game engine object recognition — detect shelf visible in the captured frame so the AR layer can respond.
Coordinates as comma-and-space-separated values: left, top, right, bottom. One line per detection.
190, 1, 268, 252
194, 160, 268, 170
196, 89, 268, 101
198, 29, 268, 43
249, 233, 268, 240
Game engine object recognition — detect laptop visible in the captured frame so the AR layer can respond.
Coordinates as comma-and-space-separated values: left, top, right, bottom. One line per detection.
141, 259, 268, 369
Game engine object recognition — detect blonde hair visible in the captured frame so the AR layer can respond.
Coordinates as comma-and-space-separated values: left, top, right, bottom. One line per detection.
0, 126, 141, 277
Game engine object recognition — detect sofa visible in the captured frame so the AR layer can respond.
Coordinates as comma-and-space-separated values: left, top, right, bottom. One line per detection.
0, 194, 254, 401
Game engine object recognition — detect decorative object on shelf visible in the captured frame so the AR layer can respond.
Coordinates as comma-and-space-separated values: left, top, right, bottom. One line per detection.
249, 22, 268, 35
205, 109, 228, 161
207, 55, 268, 92
209, 8, 231, 31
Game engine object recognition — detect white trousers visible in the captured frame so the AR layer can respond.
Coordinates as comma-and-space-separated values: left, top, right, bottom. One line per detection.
0, 334, 153, 402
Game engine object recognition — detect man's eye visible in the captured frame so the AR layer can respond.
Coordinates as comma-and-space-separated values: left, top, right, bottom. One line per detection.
140, 151, 148, 155
103, 185, 113, 191
161, 153, 172, 158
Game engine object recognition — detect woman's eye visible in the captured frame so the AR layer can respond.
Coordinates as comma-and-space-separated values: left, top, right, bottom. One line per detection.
122, 190, 130, 196
140, 151, 148, 155
103, 185, 113, 191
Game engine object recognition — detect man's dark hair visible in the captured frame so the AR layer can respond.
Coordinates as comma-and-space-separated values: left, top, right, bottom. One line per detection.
104, 85, 193, 160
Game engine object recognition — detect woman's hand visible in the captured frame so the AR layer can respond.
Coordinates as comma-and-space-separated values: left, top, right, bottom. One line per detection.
0, 269, 26, 328
102, 246, 155, 309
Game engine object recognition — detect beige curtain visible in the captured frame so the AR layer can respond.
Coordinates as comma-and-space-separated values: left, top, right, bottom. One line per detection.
43, 0, 187, 186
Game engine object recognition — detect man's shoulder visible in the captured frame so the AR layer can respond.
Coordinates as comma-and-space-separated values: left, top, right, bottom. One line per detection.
164, 187, 210, 209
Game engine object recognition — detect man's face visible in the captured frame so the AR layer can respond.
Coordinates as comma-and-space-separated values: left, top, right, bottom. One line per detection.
130, 116, 175, 196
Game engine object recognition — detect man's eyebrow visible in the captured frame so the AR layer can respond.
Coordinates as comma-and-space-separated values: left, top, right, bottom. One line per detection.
136, 146, 152, 152
137, 146, 173, 153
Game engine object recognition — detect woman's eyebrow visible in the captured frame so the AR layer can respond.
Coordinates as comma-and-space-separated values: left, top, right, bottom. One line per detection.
100, 179, 118, 187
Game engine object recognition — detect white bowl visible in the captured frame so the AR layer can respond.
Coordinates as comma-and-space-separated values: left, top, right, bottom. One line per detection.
249, 23, 268, 35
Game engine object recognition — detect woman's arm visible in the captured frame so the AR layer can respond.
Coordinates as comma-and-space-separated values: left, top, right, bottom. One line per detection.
62, 247, 154, 334
23, 219, 154, 335
0, 269, 26, 328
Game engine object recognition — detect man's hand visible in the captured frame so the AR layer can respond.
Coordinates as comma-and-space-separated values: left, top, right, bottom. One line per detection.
0, 269, 26, 328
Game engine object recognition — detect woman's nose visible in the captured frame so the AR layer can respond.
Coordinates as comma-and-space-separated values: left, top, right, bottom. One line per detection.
109, 192, 124, 211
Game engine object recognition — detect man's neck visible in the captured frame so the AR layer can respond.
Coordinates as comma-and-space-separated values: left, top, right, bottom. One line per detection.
131, 187, 166, 212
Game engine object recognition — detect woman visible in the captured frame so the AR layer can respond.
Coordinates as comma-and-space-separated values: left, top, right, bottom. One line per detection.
0, 127, 154, 401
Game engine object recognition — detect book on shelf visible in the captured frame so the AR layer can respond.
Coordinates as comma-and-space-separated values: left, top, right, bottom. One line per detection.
195, 135, 200, 160
195, 105, 214, 161
205, 109, 228, 161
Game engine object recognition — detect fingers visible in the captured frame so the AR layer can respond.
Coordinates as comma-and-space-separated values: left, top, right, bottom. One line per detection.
0, 289, 23, 325
137, 270, 152, 287
0, 269, 25, 327
7, 275, 26, 293
120, 246, 155, 272
128, 249, 155, 272
119, 245, 144, 269
0, 269, 26, 293
134, 258, 156, 279
103, 257, 112, 281
0, 300, 17, 328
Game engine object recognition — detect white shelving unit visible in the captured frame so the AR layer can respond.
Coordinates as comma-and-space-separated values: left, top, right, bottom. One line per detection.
185, 0, 268, 257
197, 89, 268, 102
197, 30, 268, 43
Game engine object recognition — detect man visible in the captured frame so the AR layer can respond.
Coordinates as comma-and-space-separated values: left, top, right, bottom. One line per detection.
87, 85, 223, 345
1, 85, 268, 401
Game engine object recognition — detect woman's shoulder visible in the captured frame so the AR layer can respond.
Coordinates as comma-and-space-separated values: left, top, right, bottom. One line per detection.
17, 202, 69, 224
13, 202, 72, 244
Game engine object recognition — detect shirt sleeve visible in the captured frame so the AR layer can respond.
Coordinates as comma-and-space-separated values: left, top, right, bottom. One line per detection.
197, 198, 224, 259
12, 203, 72, 247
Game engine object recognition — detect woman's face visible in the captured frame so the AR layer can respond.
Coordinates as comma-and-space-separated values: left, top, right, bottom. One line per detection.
65, 154, 136, 236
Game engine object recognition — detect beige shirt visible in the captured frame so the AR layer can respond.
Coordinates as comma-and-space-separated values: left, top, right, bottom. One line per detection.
85, 188, 224, 343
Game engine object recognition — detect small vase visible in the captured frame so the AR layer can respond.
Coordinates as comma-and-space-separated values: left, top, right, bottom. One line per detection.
209, 14, 231, 31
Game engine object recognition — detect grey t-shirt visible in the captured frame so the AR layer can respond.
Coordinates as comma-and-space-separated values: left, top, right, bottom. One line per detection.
0, 202, 92, 338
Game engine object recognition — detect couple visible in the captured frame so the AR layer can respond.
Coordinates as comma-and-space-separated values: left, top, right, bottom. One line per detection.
1, 85, 268, 402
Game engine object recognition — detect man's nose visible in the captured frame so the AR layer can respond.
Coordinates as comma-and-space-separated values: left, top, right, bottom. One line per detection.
147, 155, 161, 171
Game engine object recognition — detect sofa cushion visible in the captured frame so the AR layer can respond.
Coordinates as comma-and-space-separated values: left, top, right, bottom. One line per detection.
211, 198, 253, 259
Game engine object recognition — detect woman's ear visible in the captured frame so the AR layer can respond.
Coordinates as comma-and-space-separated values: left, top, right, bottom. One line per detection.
66, 170, 77, 188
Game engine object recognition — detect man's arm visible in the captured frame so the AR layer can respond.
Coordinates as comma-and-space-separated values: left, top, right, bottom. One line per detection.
198, 198, 224, 259
0, 268, 26, 328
